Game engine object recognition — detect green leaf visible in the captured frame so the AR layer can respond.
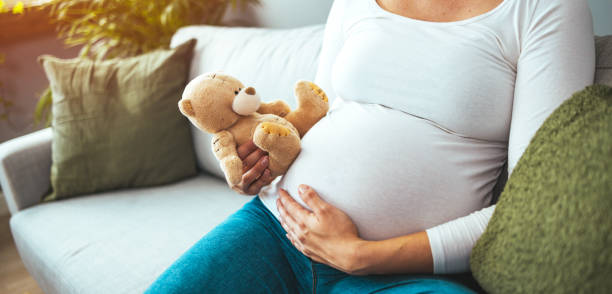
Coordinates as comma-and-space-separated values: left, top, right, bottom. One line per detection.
35, 87, 53, 126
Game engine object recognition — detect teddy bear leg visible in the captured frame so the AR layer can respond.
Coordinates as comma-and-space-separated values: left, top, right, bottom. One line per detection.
253, 122, 301, 178
212, 131, 243, 188
284, 81, 330, 137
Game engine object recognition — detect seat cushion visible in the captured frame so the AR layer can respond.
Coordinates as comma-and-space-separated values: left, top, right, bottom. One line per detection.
10, 175, 250, 294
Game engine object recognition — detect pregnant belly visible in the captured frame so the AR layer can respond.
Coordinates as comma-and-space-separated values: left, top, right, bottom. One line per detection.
260, 99, 506, 241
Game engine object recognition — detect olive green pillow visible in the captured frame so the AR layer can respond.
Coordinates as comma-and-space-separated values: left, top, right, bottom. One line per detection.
470, 85, 612, 293
39, 39, 197, 201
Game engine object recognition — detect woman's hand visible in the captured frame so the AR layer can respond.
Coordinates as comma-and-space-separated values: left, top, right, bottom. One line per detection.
278, 185, 435, 275
277, 185, 369, 274
234, 140, 274, 195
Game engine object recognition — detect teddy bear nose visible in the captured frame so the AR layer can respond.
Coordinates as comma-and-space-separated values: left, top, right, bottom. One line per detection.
232, 87, 261, 116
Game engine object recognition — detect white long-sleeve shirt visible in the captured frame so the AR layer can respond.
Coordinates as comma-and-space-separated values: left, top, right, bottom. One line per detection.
259, 0, 595, 273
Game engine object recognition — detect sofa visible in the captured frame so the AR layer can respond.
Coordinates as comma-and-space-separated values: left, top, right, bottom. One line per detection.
0, 23, 329, 294
2, 6, 611, 294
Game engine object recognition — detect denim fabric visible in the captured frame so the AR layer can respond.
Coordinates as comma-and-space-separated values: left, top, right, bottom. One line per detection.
146, 197, 478, 294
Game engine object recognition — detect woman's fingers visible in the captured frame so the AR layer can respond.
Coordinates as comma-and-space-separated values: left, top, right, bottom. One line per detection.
234, 140, 272, 195
305, 252, 326, 264
277, 198, 303, 237
236, 140, 259, 160
246, 169, 272, 195
242, 148, 267, 173
297, 185, 329, 214
285, 232, 307, 253
240, 156, 269, 194
285, 233, 326, 264
278, 189, 313, 222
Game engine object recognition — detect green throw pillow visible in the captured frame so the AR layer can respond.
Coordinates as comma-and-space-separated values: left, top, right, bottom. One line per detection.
470, 85, 612, 293
39, 39, 197, 201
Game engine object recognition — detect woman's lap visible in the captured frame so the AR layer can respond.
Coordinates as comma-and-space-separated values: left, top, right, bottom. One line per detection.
145, 196, 302, 294
146, 197, 476, 294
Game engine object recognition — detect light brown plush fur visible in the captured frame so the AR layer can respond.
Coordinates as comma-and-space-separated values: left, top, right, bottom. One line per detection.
179, 73, 329, 192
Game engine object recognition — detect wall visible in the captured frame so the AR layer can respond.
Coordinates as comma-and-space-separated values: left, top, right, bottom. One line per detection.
589, 0, 612, 36
0, 34, 80, 144
224, 0, 333, 28
0, 191, 7, 216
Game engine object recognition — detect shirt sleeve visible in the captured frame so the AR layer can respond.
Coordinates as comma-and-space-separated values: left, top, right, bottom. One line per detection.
314, 0, 346, 103
426, 0, 596, 274
426, 205, 496, 273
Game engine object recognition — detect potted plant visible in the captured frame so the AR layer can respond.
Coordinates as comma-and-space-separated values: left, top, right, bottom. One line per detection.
35, 0, 258, 125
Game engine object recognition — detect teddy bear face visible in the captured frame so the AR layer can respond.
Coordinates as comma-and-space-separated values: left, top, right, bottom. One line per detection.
179, 73, 246, 133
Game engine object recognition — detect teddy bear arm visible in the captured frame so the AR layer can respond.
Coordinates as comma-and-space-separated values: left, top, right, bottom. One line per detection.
212, 131, 242, 187
257, 100, 291, 117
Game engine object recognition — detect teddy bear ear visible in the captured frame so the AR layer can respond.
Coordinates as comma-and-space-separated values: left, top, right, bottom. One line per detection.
178, 99, 195, 117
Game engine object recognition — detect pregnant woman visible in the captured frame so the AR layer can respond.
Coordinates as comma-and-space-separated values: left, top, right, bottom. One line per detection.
147, 0, 595, 292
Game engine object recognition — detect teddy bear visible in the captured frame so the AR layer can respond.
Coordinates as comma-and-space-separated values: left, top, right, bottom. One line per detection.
178, 72, 329, 192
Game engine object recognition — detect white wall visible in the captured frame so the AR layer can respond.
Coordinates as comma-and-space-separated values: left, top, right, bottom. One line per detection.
589, 0, 612, 36
222, 0, 333, 27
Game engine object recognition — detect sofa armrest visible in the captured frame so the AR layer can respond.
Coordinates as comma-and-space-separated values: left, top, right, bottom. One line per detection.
0, 128, 52, 215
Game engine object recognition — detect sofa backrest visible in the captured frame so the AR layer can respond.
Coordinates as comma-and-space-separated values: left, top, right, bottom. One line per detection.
171, 24, 612, 185
171, 25, 324, 178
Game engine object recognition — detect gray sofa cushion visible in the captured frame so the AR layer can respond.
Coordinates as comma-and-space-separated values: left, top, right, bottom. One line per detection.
10, 175, 249, 294
595, 35, 612, 86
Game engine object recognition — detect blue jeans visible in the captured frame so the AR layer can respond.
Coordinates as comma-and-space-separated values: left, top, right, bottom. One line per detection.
146, 197, 480, 293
